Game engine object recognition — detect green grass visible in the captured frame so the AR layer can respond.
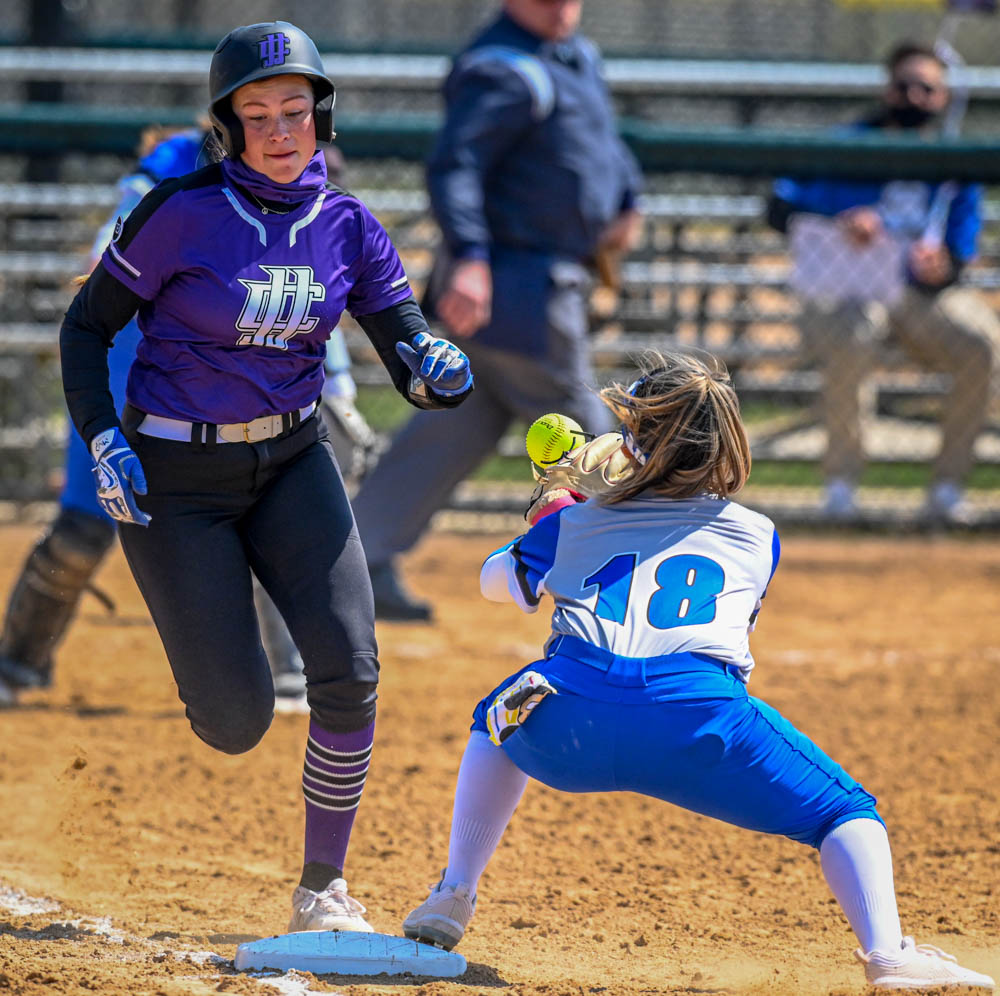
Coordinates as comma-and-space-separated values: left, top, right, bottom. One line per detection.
355, 387, 1000, 492
746, 460, 1000, 490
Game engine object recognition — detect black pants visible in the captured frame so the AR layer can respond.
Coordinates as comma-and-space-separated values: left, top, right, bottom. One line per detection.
119, 409, 378, 754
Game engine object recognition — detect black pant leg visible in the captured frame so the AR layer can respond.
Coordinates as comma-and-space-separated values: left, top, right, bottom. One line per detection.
117, 433, 274, 754
241, 430, 379, 733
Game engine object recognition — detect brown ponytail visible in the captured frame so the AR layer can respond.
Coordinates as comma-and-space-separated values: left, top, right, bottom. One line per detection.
598, 350, 751, 502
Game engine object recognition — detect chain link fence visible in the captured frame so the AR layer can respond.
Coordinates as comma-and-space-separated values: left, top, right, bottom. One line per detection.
1, 1, 999, 527
6, 0, 1000, 62
2, 165, 998, 526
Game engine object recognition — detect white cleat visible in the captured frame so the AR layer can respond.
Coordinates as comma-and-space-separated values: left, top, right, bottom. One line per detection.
856, 936, 995, 990
288, 878, 374, 934
402, 872, 476, 951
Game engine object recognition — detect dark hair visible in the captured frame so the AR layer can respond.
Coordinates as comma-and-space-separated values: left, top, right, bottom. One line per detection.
886, 41, 945, 74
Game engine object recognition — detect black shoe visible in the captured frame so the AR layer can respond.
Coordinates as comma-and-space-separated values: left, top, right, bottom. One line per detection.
368, 562, 432, 622
0, 673, 16, 709
0, 652, 50, 690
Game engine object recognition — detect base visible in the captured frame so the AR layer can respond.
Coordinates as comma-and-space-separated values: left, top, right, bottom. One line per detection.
234, 930, 467, 977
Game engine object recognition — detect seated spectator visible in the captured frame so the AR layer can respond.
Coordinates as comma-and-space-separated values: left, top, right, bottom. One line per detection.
769, 40, 1000, 524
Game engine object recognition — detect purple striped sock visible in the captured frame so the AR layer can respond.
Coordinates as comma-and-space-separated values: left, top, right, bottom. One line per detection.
302, 719, 374, 875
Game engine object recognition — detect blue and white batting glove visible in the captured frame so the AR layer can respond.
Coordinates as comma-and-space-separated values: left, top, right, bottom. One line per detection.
89, 427, 151, 527
486, 670, 557, 747
396, 332, 473, 397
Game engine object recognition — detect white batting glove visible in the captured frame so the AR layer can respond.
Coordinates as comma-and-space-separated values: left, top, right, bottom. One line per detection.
486, 670, 557, 746
396, 332, 473, 397
90, 427, 151, 527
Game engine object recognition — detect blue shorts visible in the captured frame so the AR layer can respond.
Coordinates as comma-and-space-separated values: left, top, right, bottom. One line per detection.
61, 319, 142, 520
472, 639, 881, 849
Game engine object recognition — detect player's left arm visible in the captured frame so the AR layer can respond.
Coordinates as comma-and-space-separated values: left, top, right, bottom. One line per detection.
480, 509, 563, 612
354, 297, 472, 409
349, 202, 473, 409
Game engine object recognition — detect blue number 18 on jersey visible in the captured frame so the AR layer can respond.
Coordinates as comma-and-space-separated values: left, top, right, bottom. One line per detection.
584, 554, 725, 629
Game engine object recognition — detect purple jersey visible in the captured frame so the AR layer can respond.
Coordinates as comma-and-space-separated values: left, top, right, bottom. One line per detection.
101, 152, 412, 423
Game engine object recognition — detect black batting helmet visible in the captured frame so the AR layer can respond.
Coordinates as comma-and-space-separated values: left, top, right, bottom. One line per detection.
208, 21, 336, 157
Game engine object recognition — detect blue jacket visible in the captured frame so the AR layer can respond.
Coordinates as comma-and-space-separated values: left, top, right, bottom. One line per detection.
773, 120, 982, 267
427, 12, 641, 264
89, 129, 206, 266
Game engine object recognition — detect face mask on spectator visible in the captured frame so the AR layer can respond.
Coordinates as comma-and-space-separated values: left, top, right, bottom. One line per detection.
887, 102, 940, 128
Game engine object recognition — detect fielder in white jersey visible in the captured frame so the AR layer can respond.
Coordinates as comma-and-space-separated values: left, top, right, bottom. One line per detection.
402, 351, 994, 992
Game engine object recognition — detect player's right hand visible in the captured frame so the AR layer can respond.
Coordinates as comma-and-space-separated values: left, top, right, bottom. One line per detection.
437, 258, 492, 337
89, 427, 151, 527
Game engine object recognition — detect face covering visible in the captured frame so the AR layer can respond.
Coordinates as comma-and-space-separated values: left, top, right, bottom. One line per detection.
221, 151, 327, 207
886, 103, 940, 129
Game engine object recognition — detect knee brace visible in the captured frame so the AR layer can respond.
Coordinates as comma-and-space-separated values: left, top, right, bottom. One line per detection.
0, 507, 115, 687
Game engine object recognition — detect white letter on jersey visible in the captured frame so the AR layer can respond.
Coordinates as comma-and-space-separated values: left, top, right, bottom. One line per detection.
235, 264, 326, 350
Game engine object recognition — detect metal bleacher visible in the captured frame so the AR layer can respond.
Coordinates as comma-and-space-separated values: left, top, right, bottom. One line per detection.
2, 51, 1000, 523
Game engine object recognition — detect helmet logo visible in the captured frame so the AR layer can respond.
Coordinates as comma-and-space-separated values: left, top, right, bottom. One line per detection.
259, 32, 291, 68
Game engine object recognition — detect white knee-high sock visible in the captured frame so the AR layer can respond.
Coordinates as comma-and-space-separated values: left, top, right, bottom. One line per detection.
445, 731, 529, 894
820, 817, 903, 955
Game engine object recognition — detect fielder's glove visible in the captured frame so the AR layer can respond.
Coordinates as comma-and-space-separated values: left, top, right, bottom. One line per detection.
525, 431, 633, 526
396, 331, 473, 399
90, 427, 151, 527
486, 670, 557, 746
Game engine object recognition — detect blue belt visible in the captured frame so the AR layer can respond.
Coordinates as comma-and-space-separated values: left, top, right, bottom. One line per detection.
545, 633, 729, 688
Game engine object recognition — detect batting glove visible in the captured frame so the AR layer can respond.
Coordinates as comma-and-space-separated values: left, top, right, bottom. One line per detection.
90, 427, 151, 527
486, 670, 557, 747
396, 332, 473, 397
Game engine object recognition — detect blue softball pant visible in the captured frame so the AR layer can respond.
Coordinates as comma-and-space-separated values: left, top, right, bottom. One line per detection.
472, 642, 882, 849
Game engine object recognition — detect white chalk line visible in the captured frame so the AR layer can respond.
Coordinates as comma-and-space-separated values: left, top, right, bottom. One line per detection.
0, 881, 346, 995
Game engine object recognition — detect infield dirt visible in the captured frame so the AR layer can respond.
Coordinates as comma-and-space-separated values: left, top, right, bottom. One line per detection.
0, 524, 997, 996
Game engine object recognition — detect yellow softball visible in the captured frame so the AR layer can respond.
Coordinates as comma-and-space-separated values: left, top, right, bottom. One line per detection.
525, 413, 585, 466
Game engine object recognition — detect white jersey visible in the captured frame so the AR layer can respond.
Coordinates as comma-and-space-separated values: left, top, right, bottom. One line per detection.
480, 494, 779, 682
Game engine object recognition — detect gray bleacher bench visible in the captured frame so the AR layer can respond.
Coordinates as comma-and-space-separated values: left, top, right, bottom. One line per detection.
6, 48, 1000, 99
3, 180, 999, 385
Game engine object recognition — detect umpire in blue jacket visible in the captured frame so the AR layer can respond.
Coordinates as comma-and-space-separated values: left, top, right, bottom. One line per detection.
354, 0, 643, 620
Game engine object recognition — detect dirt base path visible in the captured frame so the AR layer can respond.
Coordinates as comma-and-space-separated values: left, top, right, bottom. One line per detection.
0, 525, 997, 996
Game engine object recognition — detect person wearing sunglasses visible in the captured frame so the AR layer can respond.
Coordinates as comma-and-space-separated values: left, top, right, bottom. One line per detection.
768, 40, 1000, 525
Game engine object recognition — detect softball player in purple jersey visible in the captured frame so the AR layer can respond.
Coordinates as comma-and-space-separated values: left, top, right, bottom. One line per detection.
403, 352, 993, 991
58, 21, 473, 934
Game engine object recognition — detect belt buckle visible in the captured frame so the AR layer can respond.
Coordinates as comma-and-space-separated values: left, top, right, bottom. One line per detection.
243, 416, 276, 444
217, 414, 284, 443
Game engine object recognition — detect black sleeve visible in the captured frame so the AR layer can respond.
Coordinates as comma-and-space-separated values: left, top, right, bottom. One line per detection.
354, 296, 472, 410
60, 262, 145, 445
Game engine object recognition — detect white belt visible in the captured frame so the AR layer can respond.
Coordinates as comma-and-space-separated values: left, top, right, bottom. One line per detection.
136, 402, 317, 444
